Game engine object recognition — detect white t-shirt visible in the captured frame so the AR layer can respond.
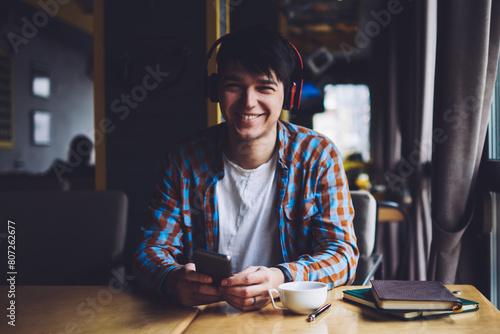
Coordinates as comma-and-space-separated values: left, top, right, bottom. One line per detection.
216, 152, 283, 274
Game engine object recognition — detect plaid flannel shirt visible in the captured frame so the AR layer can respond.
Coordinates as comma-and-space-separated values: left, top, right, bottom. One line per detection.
133, 121, 358, 294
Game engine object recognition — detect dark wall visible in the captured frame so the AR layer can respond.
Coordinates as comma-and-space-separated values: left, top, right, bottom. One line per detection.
103, 0, 207, 265
230, 0, 279, 31
0, 1, 94, 174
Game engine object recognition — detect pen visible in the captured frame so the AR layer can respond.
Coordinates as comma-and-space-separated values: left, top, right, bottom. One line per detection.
307, 303, 331, 322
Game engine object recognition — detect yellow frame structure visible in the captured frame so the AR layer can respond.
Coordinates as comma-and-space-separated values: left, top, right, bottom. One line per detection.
206, 0, 230, 127
0, 49, 14, 149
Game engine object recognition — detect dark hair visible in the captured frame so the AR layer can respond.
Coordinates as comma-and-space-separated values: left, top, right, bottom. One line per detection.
69, 134, 93, 164
215, 26, 298, 85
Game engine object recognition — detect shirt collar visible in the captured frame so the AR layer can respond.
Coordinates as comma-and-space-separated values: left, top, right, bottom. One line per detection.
214, 120, 291, 173
277, 120, 291, 169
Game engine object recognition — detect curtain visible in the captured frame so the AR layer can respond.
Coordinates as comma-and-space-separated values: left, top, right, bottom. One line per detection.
397, 0, 436, 281
370, 0, 435, 281
429, 0, 500, 283
369, 6, 402, 280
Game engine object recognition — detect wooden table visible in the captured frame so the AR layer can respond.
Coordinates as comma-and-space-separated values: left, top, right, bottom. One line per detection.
0, 285, 199, 334
1, 285, 499, 333
185, 285, 500, 334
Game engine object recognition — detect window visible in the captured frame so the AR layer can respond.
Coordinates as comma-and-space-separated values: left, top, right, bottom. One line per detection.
490, 75, 500, 160
312, 84, 371, 160
488, 59, 500, 309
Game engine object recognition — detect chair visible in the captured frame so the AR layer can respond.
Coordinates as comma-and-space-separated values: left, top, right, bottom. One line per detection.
350, 190, 383, 285
0, 190, 127, 285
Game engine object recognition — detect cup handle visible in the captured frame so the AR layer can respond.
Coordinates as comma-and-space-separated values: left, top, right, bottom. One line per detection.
268, 289, 286, 310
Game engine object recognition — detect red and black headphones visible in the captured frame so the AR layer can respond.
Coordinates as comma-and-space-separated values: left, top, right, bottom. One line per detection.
203, 33, 304, 111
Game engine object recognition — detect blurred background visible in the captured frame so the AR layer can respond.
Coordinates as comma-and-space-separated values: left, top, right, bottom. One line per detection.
1, 0, 499, 309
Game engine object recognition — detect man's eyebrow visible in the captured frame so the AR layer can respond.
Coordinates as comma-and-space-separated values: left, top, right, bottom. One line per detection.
257, 78, 278, 86
222, 75, 278, 86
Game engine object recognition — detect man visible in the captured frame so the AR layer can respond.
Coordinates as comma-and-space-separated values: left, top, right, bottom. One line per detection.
133, 26, 358, 311
46, 134, 95, 182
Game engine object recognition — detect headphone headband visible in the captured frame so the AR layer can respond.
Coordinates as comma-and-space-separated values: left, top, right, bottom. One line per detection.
203, 32, 303, 110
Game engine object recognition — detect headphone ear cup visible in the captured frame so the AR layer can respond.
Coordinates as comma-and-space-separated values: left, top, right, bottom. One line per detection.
208, 73, 220, 102
282, 81, 296, 111
282, 83, 292, 110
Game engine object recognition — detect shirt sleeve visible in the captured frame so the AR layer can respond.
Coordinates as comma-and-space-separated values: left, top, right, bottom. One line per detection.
277, 143, 359, 289
132, 154, 185, 295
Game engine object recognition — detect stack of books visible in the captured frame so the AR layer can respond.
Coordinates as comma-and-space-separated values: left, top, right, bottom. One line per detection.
343, 280, 479, 320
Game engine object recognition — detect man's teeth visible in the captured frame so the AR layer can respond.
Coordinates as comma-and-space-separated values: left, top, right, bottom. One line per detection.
241, 115, 258, 120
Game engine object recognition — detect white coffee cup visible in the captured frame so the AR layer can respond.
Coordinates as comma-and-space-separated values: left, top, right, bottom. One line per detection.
267, 281, 328, 314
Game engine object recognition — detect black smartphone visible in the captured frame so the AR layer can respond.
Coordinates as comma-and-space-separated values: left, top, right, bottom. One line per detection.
193, 248, 232, 285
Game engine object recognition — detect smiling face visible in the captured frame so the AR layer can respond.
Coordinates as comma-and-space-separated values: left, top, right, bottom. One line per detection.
218, 61, 284, 146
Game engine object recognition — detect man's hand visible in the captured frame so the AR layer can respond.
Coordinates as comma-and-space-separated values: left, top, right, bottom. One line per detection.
218, 266, 285, 311
165, 263, 223, 307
